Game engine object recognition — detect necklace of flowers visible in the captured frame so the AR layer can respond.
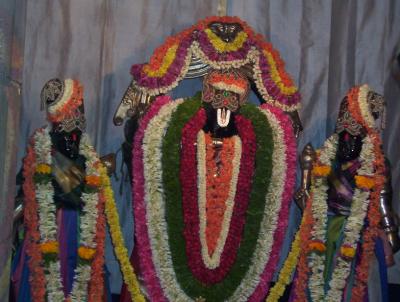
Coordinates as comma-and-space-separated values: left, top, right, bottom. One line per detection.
197, 131, 242, 269
129, 95, 296, 301
306, 132, 375, 301
29, 127, 102, 301
348, 85, 385, 301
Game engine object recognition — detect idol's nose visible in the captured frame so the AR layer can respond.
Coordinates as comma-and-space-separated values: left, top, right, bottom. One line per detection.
113, 116, 123, 126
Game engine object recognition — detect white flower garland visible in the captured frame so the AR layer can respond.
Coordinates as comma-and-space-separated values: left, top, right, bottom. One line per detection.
358, 85, 375, 129
33, 128, 101, 301
230, 106, 287, 301
134, 40, 301, 112
190, 42, 256, 70
197, 131, 242, 269
140, 102, 290, 301
308, 135, 337, 301
142, 99, 189, 301
307, 134, 375, 301
326, 136, 374, 301
47, 79, 74, 115
135, 50, 192, 96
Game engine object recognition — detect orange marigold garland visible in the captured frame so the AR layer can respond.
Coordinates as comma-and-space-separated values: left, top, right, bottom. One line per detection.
293, 85, 384, 301
351, 133, 385, 301
23, 143, 47, 301
292, 194, 314, 302
88, 189, 107, 302
204, 133, 235, 256
21, 128, 108, 301
347, 85, 385, 301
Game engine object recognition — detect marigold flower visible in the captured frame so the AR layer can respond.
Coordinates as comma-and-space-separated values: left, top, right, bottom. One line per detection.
85, 175, 101, 187
340, 245, 356, 259
312, 165, 331, 177
78, 246, 96, 260
309, 240, 326, 253
35, 163, 52, 174
355, 175, 375, 190
40, 241, 59, 254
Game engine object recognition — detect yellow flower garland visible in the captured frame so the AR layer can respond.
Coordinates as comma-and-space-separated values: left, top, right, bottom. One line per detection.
205, 28, 247, 52
263, 50, 297, 95
143, 44, 179, 77
100, 166, 146, 302
266, 230, 301, 302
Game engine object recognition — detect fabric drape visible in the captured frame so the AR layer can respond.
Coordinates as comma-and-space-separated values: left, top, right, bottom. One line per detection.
1, 0, 399, 299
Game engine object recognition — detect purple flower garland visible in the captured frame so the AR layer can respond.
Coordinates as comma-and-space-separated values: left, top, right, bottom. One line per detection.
131, 95, 172, 302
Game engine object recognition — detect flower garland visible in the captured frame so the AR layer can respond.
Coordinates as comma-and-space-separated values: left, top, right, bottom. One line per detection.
23, 127, 104, 301
198, 131, 241, 268
131, 95, 173, 301
297, 133, 375, 302
128, 93, 296, 301
165, 102, 272, 300
347, 85, 385, 301
23, 142, 47, 301
307, 135, 338, 301
180, 110, 256, 285
143, 98, 188, 301
204, 28, 248, 53
247, 103, 297, 302
292, 192, 315, 302
265, 230, 301, 302
101, 165, 146, 302
291, 85, 386, 302
130, 16, 301, 111
88, 189, 106, 302
326, 135, 374, 301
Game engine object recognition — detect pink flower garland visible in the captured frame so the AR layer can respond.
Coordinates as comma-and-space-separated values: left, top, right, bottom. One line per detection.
130, 95, 172, 302
248, 104, 297, 301
180, 111, 257, 284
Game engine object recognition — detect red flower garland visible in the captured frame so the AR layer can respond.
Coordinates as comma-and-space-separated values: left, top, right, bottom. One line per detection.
129, 96, 172, 302
204, 133, 236, 255
180, 110, 257, 284
88, 189, 106, 302
23, 140, 47, 302
249, 104, 297, 301
22, 129, 107, 302
292, 194, 315, 302
347, 87, 385, 301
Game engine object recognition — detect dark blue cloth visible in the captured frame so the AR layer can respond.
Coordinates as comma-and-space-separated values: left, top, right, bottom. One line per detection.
375, 237, 388, 302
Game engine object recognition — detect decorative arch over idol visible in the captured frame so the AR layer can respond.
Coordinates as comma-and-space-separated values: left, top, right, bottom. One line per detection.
115, 16, 302, 302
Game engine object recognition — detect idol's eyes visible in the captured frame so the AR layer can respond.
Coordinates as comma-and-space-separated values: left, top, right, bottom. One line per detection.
228, 25, 236, 33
